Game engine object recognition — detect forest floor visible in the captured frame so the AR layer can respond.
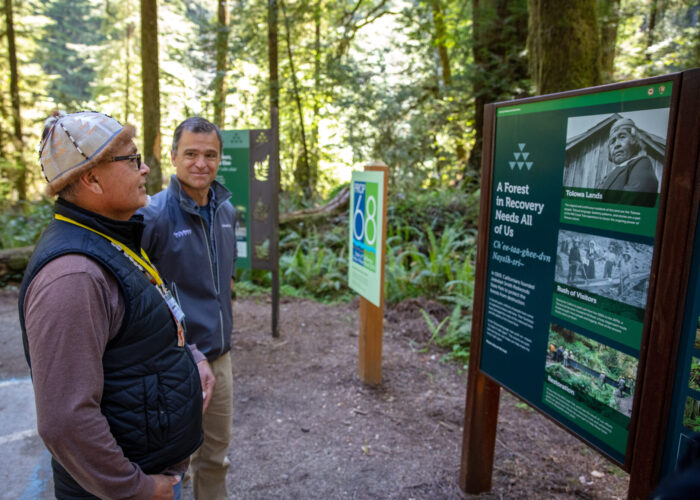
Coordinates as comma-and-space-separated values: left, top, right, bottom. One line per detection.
0, 289, 631, 499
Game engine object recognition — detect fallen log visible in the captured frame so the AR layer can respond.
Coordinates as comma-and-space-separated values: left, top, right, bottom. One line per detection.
0, 245, 34, 282
0, 187, 351, 283
279, 185, 350, 225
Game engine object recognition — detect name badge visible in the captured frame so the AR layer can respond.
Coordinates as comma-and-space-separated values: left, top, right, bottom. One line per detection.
163, 289, 186, 323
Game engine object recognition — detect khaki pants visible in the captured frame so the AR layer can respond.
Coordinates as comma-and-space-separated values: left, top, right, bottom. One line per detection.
191, 353, 233, 500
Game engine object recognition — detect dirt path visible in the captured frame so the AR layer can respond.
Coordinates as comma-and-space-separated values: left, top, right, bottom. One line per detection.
206, 296, 629, 499
0, 290, 630, 499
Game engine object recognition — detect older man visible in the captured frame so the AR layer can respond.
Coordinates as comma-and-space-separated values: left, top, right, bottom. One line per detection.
19, 111, 212, 500
140, 117, 237, 500
596, 117, 659, 206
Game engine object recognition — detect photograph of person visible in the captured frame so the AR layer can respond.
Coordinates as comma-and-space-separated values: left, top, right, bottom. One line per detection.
562, 108, 669, 207
545, 324, 637, 418
554, 229, 653, 309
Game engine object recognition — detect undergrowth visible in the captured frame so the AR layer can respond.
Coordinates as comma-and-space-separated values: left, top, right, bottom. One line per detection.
3, 187, 479, 364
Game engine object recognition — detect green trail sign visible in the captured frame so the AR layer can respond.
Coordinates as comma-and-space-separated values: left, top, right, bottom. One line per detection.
219, 130, 251, 269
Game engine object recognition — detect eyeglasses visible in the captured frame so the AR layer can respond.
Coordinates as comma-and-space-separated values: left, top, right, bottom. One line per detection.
112, 153, 142, 170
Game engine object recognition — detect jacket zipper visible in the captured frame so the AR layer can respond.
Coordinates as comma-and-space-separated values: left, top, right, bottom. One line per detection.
199, 206, 227, 359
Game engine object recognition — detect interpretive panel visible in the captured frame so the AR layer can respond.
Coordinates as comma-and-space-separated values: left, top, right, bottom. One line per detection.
479, 81, 674, 462
219, 130, 251, 269
348, 170, 385, 307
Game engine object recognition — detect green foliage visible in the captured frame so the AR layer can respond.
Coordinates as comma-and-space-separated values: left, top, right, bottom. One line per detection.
277, 223, 352, 303
616, 0, 700, 80
0, 199, 53, 249
36, 0, 106, 108
420, 304, 471, 367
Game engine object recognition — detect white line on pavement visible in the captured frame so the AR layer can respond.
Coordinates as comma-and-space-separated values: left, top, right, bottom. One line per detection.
0, 428, 37, 445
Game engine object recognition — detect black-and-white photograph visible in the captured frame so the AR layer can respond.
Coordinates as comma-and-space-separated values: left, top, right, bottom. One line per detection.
562, 108, 670, 206
554, 229, 653, 309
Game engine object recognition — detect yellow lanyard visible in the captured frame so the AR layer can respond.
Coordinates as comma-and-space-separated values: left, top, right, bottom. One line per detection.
55, 213, 164, 286
55, 213, 186, 346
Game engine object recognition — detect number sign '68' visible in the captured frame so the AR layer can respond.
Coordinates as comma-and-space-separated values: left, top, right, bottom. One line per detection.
348, 169, 385, 308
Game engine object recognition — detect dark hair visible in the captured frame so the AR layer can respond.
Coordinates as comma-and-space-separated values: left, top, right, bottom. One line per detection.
172, 117, 222, 156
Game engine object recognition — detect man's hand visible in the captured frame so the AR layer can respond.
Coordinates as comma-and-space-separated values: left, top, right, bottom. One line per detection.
149, 474, 180, 500
197, 359, 216, 414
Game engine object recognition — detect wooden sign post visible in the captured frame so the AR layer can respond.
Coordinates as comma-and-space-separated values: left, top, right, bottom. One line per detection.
460, 68, 700, 498
349, 162, 389, 385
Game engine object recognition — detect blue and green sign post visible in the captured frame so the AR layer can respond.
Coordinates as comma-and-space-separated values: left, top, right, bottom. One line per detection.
460, 68, 700, 499
348, 164, 388, 385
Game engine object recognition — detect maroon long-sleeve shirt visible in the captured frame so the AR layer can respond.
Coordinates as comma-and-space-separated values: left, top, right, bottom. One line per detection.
24, 254, 203, 500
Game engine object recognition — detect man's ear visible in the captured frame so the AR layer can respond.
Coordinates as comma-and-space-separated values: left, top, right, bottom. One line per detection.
78, 168, 105, 195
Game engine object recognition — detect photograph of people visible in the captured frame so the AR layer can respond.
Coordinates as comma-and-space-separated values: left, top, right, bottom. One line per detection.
555, 229, 653, 309
545, 324, 637, 419
562, 108, 669, 207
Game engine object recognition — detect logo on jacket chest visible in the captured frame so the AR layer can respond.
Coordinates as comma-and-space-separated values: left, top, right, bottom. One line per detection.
173, 229, 193, 238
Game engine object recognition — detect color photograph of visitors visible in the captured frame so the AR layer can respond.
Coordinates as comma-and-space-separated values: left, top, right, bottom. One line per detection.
683, 396, 700, 432
689, 356, 700, 392
545, 324, 637, 418
562, 108, 669, 207
554, 229, 653, 309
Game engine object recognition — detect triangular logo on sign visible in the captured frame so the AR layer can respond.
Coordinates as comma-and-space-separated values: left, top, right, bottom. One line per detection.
526, 162, 533, 170
517, 162, 524, 169
509, 161, 516, 169
522, 152, 529, 160
518, 143, 526, 151
514, 152, 521, 160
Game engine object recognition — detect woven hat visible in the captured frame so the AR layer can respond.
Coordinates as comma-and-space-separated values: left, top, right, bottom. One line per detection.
39, 111, 135, 196
609, 117, 636, 136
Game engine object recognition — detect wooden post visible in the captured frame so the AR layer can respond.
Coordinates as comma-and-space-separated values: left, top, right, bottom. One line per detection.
459, 104, 500, 493
271, 108, 280, 338
627, 68, 700, 500
358, 162, 389, 385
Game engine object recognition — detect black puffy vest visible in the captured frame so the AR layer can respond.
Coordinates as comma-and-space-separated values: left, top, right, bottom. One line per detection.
19, 201, 203, 498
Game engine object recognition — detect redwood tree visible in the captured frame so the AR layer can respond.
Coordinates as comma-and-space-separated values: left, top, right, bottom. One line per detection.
5, 0, 26, 200
141, 0, 162, 193
469, 0, 529, 173
213, 0, 230, 128
528, 0, 602, 95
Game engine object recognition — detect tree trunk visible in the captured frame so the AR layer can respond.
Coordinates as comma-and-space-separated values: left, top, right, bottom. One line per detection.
429, 0, 466, 168
430, 0, 451, 88
469, 0, 528, 174
141, 0, 162, 193
528, 0, 602, 95
5, 0, 26, 201
309, 0, 321, 195
646, 0, 659, 60
598, 0, 620, 83
281, 0, 312, 198
213, 0, 230, 128
269, 0, 279, 114
125, 15, 135, 123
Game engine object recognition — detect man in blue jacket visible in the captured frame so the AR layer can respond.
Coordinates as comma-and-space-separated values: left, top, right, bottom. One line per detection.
140, 117, 237, 499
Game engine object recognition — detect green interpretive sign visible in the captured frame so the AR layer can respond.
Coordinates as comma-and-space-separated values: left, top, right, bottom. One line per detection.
218, 130, 250, 269
479, 81, 673, 462
348, 170, 385, 307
